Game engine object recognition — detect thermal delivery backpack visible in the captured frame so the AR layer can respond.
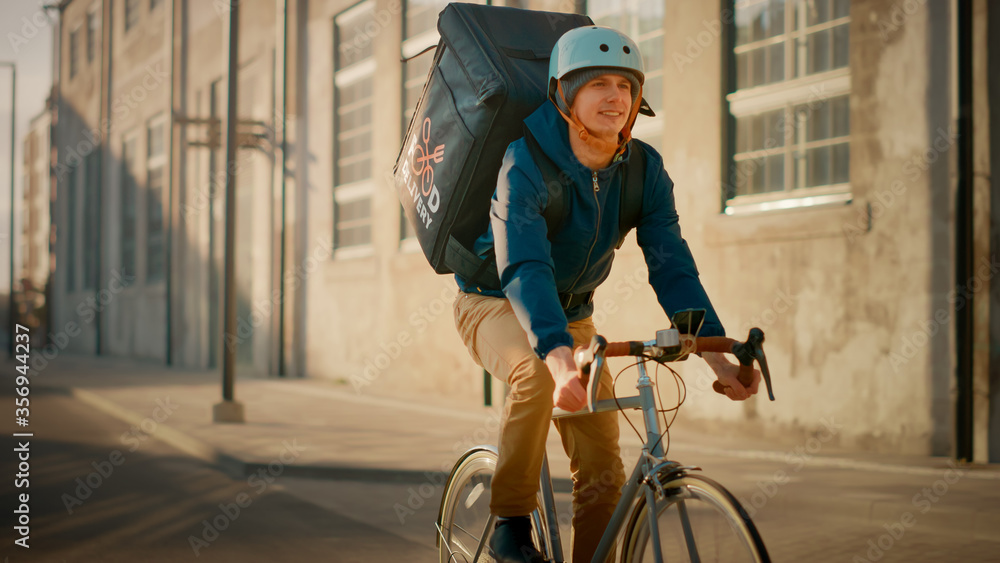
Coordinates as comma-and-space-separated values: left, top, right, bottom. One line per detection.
393, 3, 647, 289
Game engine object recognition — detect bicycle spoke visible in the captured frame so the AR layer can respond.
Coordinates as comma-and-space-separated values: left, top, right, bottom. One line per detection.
623, 476, 768, 563
449, 536, 475, 562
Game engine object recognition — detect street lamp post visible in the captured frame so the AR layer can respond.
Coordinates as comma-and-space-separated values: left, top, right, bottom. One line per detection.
1, 62, 15, 358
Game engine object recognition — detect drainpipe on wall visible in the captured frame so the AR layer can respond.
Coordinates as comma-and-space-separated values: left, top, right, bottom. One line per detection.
96, 0, 113, 355
165, 0, 175, 364
955, 0, 975, 462
46, 4, 59, 352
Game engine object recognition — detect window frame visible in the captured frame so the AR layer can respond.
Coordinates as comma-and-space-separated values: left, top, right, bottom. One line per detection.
146, 114, 167, 282
124, 0, 141, 33
723, 0, 852, 215
398, 1, 451, 248
87, 7, 100, 64
587, 0, 667, 153
66, 162, 82, 292
69, 24, 81, 79
83, 150, 101, 290
332, 2, 377, 256
120, 131, 139, 281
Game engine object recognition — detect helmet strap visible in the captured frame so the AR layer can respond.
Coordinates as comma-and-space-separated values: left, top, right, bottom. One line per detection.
554, 80, 643, 159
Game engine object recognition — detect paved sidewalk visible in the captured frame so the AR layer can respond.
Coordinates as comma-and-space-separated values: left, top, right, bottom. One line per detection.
21, 354, 1000, 549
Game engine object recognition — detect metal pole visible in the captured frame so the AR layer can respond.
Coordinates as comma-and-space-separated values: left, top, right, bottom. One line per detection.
214, 0, 244, 422
954, 0, 974, 462
277, 0, 288, 377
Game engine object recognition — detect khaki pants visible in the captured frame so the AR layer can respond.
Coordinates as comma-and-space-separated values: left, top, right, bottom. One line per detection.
453, 291, 626, 563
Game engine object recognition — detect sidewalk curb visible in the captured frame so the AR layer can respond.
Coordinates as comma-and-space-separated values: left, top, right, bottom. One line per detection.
68, 387, 246, 478
64, 385, 552, 486
63, 383, 1000, 542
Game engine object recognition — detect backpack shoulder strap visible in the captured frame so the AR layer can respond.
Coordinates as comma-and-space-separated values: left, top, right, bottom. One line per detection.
454, 130, 569, 292
523, 128, 570, 236
616, 142, 645, 249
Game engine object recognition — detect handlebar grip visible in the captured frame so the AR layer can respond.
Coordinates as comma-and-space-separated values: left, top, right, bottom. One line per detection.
605, 341, 640, 357
712, 363, 755, 395
695, 336, 737, 354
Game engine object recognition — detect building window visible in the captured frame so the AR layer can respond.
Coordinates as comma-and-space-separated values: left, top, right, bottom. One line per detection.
399, 0, 492, 243
121, 135, 137, 279
147, 116, 166, 281
66, 166, 78, 291
589, 0, 665, 115
84, 151, 100, 290
587, 1, 666, 156
724, 0, 851, 213
87, 8, 100, 63
125, 0, 141, 32
69, 26, 80, 78
333, 2, 377, 250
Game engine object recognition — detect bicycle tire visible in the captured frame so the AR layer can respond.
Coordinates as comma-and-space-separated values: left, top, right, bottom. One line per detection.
621, 474, 770, 563
437, 447, 549, 563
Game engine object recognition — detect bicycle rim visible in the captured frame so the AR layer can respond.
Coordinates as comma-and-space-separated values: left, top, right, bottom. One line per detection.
438, 448, 550, 563
622, 475, 770, 563
439, 449, 498, 563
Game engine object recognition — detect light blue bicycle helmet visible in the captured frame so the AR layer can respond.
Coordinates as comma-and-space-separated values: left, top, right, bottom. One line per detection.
548, 26, 653, 118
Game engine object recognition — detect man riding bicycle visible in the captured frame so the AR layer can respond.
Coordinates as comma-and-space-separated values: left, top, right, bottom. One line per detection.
452, 25, 761, 563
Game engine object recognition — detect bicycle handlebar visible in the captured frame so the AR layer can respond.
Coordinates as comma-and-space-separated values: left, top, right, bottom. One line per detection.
574, 328, 776, 413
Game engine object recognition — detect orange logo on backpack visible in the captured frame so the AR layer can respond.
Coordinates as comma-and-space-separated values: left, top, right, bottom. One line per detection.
400, 117, 443, 229
412, 118, 446, 197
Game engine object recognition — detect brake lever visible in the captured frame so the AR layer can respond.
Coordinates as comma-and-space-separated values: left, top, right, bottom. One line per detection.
747, 328, 775, 401
574, 335, 607, 414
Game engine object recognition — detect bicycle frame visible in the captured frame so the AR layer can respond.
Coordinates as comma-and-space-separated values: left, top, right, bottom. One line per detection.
542, 356, 688, 563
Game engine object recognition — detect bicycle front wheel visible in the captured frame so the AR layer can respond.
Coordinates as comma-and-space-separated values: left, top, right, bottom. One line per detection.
622, 474, 770, 563
437, 447, 550, 563
438, 447, 498, 563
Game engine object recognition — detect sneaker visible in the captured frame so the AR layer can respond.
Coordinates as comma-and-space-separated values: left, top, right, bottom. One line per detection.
488, 516, 547, 563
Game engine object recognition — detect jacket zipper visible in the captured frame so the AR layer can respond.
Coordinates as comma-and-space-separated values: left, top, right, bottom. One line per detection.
567, 171, 602, 293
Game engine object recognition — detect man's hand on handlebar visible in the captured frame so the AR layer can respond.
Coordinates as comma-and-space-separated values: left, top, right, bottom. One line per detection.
546, 345, 587, 412
702, 351, 761, 401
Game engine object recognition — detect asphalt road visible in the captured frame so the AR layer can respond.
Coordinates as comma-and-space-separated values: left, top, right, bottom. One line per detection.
0, 386, 434, 562
2, 386, 998, 562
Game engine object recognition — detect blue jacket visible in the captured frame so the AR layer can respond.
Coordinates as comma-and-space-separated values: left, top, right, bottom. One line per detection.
457, 102, 725, 358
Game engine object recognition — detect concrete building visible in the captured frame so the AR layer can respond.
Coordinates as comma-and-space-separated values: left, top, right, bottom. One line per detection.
49, 0, 1000, 462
